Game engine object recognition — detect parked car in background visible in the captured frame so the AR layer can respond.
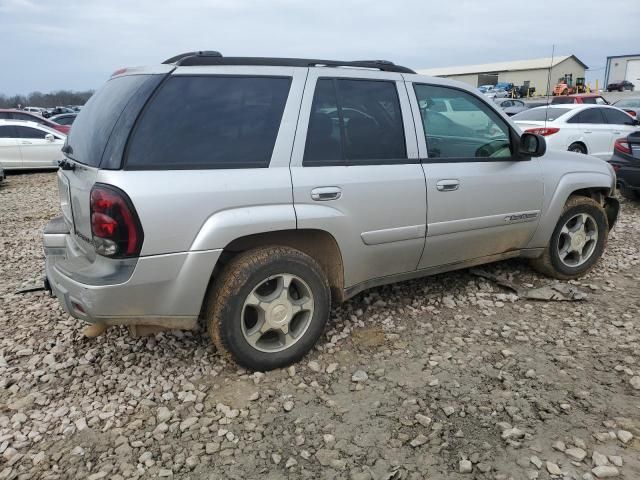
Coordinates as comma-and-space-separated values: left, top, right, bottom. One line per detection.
0, 120, 65, 170
483, 87, 509, 100
43, 52, 619, 370
23, 107, 46, 115
608, 131, 640, 200
0, 164, 4, 183
0, 109, 70, 134
42, 106, 76, 118
607, 80, 635, 92
513, 104, 639, 159
551, 94, 609, 105
612, 98, 640, 119
49, 113, 77, 126
495, 98, 528, 116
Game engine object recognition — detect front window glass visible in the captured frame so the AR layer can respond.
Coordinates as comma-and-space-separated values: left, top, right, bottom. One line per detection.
414, 84, 511, 159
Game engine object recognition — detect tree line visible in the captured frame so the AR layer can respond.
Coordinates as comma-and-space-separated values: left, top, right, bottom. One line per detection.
0, 90, 94, 109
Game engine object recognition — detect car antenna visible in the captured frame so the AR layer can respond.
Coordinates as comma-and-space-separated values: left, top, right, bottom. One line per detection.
544, 44, 555, 129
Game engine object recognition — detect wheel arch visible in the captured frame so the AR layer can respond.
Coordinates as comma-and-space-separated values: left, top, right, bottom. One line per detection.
209, 229, 345, 304
526, 172, 614, 250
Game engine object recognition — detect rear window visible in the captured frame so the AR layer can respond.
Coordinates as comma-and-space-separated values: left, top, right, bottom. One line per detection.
512, 108, 570, 122
65, 75, 154, 167
551, 97, 574, 104
126, 76, 291, 169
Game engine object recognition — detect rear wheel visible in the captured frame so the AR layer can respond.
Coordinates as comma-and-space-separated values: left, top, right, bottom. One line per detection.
568, 142, 587, 154
205, 246, 331, 371
531, 196, 608, 280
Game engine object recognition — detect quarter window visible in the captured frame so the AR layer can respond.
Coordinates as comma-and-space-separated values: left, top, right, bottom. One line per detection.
303, 79, 407, 165
0, 126, 16, 138
126, 76, 291, 169
413, 84, 512, 159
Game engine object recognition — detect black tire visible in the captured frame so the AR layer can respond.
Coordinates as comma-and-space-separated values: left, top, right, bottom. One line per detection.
619, 185, 640, 201
619, 87, 624, 92
205, 246, 331, 371
530, 196, 608, 280
568, 142, 587, 154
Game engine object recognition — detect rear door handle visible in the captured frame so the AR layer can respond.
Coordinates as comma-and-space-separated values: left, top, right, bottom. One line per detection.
584, 131, 592, 134
311, 186, 342, 201
613, 131, 622, 135
436, 179, 460, 192
20, 141, 33, 145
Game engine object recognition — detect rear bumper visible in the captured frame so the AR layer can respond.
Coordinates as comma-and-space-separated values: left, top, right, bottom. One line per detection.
43, 216, 221, 328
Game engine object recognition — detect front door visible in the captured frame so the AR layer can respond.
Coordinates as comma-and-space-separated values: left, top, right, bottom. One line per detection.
0, 125, 22, 169
290, 69, 427, 289
407, 82, 544, 269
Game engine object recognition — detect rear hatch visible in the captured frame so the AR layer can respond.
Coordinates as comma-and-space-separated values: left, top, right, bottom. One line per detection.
59, 68, 171, 257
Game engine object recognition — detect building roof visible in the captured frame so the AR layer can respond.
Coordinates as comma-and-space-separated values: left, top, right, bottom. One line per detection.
416, 55, 587, 77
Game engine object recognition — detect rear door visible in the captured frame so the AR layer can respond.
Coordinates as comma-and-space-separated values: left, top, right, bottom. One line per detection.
290, 69, 426, 289
566, 108, 611, 159
0, 125, 22, 169
408, 81, 543, 269
14, 125, 64, 168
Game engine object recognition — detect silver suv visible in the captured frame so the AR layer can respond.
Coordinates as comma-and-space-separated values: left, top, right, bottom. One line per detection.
43, 52, 619, 370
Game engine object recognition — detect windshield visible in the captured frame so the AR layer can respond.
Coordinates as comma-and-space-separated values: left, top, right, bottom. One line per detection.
614, 99, 640, 108
512, 107, 571, 122
65, 75, 154, 167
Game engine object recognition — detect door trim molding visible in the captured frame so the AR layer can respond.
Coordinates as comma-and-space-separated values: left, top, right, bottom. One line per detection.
361, 224, 426, 245
428, 210, 540, 237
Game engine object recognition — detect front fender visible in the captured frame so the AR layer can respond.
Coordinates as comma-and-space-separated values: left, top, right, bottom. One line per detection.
526, 171, 613, 248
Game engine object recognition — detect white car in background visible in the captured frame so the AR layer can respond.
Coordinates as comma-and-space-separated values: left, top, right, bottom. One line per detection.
0, 120, 65, 170
512, 104, 639, 159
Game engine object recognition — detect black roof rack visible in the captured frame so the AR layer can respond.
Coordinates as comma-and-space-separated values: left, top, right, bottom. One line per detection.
162, 51, 416, 74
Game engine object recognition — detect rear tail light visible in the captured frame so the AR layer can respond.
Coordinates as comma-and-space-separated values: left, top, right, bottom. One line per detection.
614, 138, 631, 155
90, 184, 143, 258
524, 127, 560, 136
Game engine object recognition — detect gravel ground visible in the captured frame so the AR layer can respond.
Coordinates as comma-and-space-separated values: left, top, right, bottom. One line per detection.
1, 172, 639, 480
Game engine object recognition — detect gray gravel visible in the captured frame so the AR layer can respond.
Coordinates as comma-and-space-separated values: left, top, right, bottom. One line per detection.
1, 172, 639, 479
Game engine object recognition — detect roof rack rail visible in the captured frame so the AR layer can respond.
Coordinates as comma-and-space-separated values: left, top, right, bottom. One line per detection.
162, 52, 415, 74
162, 51, 222, 65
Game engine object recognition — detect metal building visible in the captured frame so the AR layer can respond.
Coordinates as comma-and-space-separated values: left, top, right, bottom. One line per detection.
604, 54, 640, 87
416, 55, 587, 96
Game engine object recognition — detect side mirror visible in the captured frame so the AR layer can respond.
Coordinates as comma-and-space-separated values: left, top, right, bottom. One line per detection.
633, 118, 640, 126
519, 132, 546, 158
45, 133, 55, 142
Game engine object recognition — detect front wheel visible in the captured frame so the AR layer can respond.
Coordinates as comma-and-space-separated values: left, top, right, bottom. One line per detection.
530, 196, 608, 280
205, 246, 331, 371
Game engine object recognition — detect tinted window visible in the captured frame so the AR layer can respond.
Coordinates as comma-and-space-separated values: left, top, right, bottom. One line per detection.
127, 76, 291, 169
14, 126, 48, 139
414, 84, 511, 159
0, 113, 11, 120
54, 116, 75, 125
603, 108, 634, 125
513, 108, 570, 122
304, 79, 406, 165
614, 99, 640, 108
0, 126, 16, 138
66, 74, 154, 167
551, 97, 574, 104
568, 108, 605, 124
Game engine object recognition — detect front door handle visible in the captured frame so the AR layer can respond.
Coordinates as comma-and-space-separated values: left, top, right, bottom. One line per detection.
613, 131, 622, 135
436, 179, 460, 192
20, 141, 33, 145
311, 186, 342, 201
584, 131, 592, 134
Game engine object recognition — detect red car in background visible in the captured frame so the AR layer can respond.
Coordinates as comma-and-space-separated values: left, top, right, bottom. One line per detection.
550, 94, 609, 105
0, 109, 70, 134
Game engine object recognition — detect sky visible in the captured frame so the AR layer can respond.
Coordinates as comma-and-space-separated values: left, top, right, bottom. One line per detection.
1, 0, 638, 96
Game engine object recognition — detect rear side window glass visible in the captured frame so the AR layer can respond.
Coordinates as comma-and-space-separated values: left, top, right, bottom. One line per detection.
568, 108, 605, 124
14, 126, 47, 139
303, 78, 406, 165
126, 76, 291, 169
602, 108, 634, 125
513, 108, 570, 122
66, 74, 154, 167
